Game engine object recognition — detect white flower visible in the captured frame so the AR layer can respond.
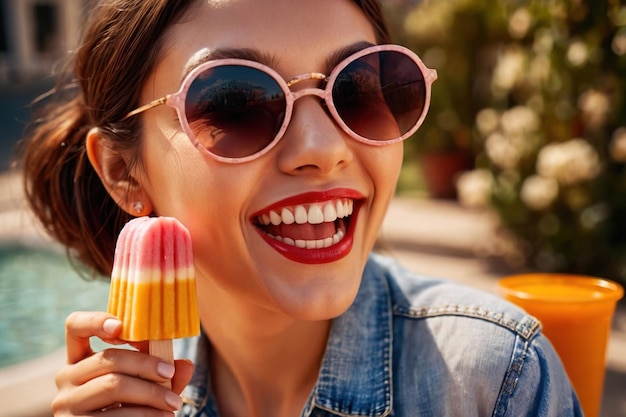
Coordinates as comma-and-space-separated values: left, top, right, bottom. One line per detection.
476, 108, 500, 136
456, 169, 493, 208
485, 127, 537, 170
520, 175, 559, 211
536, 138, 601, 185
500, 106, 539, 135
612, 29, 626, 56
609, 127, 626, 162
485, 132, 521, 170
578, 89, 611, 129
567, 40, 589, 67
509, 8, 532, 39
492, 47, 526, 93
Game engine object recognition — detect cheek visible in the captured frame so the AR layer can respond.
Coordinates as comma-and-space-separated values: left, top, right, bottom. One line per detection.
360, 142, 404, 243
371, 142, 404, 192
138, 116, 213, 213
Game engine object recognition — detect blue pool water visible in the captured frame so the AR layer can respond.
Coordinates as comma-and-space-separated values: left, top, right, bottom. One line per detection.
0, 244, 110, 367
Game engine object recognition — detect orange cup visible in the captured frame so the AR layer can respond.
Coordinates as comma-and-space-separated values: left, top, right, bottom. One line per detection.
498, 274, 623, 417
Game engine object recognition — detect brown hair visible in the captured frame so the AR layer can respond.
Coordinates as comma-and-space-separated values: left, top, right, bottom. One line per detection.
20, 0, 391, 278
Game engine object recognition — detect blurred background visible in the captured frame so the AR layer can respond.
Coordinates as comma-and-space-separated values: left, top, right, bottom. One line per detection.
0, 0, 624, 416
385, 0, 626, 286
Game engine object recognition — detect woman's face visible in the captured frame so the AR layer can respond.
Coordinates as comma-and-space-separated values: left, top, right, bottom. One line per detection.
136, 0, 403, 320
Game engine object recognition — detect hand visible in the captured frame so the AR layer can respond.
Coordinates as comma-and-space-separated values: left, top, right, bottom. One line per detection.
52, 311, 194, 416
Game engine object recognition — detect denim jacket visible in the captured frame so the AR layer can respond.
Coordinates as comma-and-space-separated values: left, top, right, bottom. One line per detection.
175, 254, 582, 417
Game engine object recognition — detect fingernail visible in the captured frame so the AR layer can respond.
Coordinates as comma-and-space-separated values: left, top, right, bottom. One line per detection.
102, 318, 121, 335
157, 361, 175, 379
165, 391, 183, 409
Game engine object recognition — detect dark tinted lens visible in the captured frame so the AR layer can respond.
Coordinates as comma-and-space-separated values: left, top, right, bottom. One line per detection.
332, 50, 426, 141
185, 65, 286, 158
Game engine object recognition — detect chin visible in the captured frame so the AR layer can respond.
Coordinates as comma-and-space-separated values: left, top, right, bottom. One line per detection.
279, 292, 358, 321
263, 258, 366, 321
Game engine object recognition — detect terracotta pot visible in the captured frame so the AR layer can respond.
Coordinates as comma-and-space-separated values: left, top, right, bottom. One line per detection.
419, 151, 471, 199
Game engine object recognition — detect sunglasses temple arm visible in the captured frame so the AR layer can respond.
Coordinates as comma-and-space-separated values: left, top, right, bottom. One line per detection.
123, 96, 170, 120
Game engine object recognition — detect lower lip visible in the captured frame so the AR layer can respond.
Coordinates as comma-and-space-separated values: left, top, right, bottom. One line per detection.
256, 211, 359, 264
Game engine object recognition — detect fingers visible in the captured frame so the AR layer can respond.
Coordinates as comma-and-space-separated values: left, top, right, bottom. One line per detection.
54, 371, 182, 414
52, 312, 193, 417
53, 347, 186, 415
65, 311, 124, 364
56, 311, 193, 416
61, 348, 175, 387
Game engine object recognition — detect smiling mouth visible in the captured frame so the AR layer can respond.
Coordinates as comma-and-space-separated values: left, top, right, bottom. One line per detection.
253, 198, 354, 249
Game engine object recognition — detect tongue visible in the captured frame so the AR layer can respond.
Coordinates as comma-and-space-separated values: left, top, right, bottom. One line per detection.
265, 220, 341, 241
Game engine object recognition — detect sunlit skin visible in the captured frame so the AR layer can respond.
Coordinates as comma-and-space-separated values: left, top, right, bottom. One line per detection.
87, 0, 403, 415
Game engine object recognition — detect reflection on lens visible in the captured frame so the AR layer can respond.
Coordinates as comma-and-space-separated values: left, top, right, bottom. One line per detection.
333, 50, 425, 141
185, 65, 286, 158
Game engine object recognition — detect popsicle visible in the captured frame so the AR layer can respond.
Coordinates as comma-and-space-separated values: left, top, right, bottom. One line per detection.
108, 216, 200, 371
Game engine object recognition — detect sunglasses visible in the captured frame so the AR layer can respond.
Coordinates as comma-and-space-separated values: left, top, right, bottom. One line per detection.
125, 44, 437, 163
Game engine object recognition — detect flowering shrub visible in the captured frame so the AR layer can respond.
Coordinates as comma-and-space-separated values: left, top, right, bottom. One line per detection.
452, 1, 626, 284
386, 0, 626, 284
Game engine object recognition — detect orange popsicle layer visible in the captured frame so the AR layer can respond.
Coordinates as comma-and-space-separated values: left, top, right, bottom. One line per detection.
108, 216, 200, 342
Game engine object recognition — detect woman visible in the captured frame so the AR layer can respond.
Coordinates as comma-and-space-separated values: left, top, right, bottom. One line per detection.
21, 0, 582, 416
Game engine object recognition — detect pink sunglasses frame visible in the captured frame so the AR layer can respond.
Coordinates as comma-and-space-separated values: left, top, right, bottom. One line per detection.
125, 44, 438, 163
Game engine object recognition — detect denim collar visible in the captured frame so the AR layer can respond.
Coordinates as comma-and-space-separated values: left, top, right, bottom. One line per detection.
180, 258, 393, 417
306, 259, 393, 416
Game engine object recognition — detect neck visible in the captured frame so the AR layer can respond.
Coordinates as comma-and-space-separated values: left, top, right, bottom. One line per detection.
198, 282, 331, 417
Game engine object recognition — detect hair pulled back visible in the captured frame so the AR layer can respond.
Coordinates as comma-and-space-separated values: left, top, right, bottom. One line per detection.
21, 0, 390, 278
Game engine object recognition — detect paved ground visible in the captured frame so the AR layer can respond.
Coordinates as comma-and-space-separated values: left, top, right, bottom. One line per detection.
0, 171, 625, 417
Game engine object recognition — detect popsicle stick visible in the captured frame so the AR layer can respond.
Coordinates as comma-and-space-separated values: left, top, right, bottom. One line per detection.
149, 339, 174, 389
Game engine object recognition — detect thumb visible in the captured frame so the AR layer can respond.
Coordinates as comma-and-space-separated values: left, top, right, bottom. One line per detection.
172, 359, 194, 395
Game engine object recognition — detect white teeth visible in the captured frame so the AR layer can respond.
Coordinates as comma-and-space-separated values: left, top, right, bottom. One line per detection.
294, 205, 308, 224
266, 229, 346, 249
269, 210, 281, 226
336, 200, 344, 218
258, 199, 354, 249
281, 207, 295, 225
258, 199, 354, 227
334, 229, 345, 244
323, 204, 337, 222
308, 205, 324, 225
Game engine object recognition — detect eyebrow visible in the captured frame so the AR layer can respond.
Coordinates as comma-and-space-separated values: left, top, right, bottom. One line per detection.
323, 41, 375, 73
181, 47, 277, 81
180, 41, 376, 81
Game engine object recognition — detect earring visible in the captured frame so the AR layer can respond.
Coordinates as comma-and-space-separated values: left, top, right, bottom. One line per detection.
132, 201, 144, 215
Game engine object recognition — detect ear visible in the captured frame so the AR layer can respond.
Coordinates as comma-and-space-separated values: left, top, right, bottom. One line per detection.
86, 127, 153, 217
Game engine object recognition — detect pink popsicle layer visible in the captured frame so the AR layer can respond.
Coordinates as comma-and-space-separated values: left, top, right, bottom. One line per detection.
108, 217, 200, 341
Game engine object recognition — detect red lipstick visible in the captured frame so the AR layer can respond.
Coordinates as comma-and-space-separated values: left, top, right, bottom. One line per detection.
251, 189, 363, 264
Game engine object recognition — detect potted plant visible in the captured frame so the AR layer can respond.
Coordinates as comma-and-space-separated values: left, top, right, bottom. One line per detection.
445, 0, 626, 286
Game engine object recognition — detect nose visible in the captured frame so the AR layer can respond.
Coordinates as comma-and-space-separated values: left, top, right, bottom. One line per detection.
276, 96, 353, 176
